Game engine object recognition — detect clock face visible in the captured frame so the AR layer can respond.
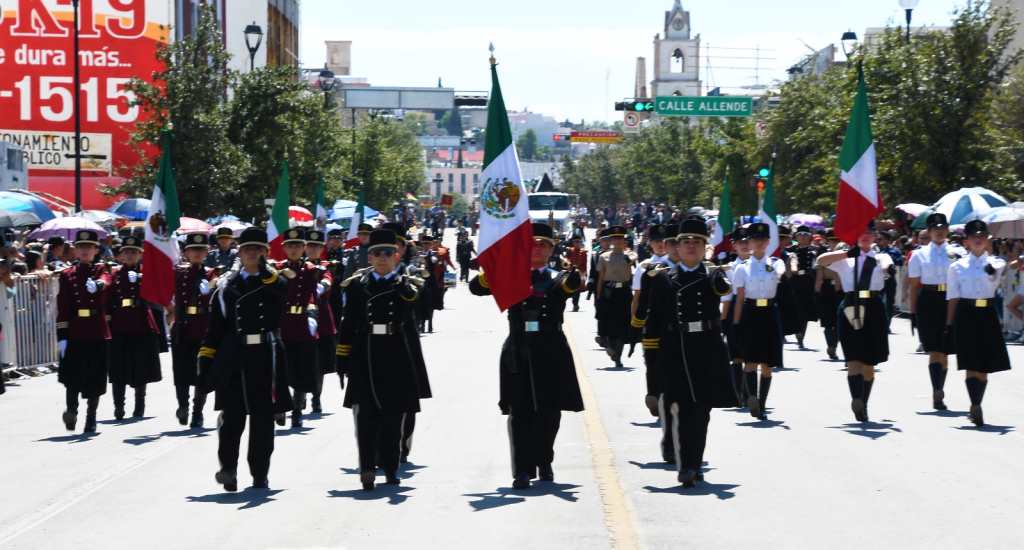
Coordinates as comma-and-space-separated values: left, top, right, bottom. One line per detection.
673, 18, 684, 31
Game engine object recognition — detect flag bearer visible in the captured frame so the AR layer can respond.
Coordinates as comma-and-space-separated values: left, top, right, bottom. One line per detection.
107, 236, 162, 420
595, 225, 636, 369
199, 227, 292, 492
172, 233, 217, 428
947, 220, 1011, 427
469, 223, 584, 490
57, 230, 112, 434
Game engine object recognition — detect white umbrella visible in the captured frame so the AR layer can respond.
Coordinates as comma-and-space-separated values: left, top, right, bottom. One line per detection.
929, 187, 1010, 225
981, 204, 1024, 239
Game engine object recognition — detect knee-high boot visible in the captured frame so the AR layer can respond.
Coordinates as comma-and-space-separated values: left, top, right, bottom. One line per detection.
132, 384, 147, 418
928, 363, 947, 410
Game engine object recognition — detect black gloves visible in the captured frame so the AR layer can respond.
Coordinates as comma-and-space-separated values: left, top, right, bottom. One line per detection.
985, 264, 996, 275
846, 246, 861, 259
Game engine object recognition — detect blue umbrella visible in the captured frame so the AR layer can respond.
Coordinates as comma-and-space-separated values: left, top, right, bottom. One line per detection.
0, 191, 56, 222
328, 199, 380, 222
108, 198, 151, 221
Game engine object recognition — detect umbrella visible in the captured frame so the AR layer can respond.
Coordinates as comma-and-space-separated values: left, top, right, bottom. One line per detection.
916, 187, 1010, 229
27, 216, 108, 242
212, 220, 251, 238
895, 203, 929, 218
328, 199, 380, 222
289, 206, 313, 222
206, 214, 241, 225
80, 209, 126, 226
787, 213, 825, 229
179, 217, 212, 234
108, 198, 151, 221
0, 210, 42, 228
980, 204, 1024, 239
0, 191, 56, 222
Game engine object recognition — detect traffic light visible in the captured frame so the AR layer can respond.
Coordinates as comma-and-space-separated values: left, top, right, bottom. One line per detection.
753, 167, 770, 193
614, 99, 655, 112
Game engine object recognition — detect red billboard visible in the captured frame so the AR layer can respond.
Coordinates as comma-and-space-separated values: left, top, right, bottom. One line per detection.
0, 0, 169, 205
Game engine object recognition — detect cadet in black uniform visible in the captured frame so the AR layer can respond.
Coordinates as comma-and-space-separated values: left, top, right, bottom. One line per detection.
635, 217, 735, 487
720, 226, 751, 406
198, 227, 293, 492
469, 223, 584, 490
342, 223, 372, 278
815, 230, 843, 360
205, 227, 237, 269
787, 226, 820, 349
336, 229, 428, 490
595, 225, 637, 368
947, 220, 1011, 427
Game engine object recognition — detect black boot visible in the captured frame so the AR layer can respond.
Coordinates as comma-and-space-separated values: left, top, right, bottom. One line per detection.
361, 471, 376, 491
190, 391, 206, 428
216, 469, 238, 492
862, 378, 874, 422
730, 363, 744, 406
966, 377, 987, 426
175, 385, 189, 425
928, 363, 947, 410
796, 330, 806, 350
847, 374, 866, 422
83, 398, 99, 433
311, 394, 323, 414
744, 371, 760, 417
758, 376, 772, 419
63, 389, 78, 431
825, 328, 839, 360
132, 385, 146, 418
427, 320, 433, 333
112, 383, 126, 420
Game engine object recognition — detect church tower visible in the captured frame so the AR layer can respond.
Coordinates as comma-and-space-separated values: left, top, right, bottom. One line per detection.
651, 0, 702, 97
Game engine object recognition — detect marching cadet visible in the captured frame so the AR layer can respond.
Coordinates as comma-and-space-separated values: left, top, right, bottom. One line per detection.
276, 227, 329, 429
787, 226, 820, 349
816, 221, 893, 422
731, 222, 785, 420
205, 227, 237, 269
720, 226, 751, 406
629, 224, 672, 418
57, 230, 112, 433
470, 223, 584, 490
634, 217, 735, 487
565, 235, 588, 312
325, 229, 347, 263
595, 225, 636, 369
815, 230, 843, 361
336, 229, 428, 491
947, 220, 1011, 427
106, 236, 162, 420
342, 223, 373, 278
172, 233, 216, 428
586, 228, 608, 301
198, 227, 292, 492
415, 235, 439, 333
906, 213, 961, 410
456, 233, 476, 282
305, 229, 338, 412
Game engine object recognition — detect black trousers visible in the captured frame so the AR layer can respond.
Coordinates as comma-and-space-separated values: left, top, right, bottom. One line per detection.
401, 412, 416, 458
354, 405, 404, 475
459, 262, 471, 281
668, 400, 711, 472
507, 407, 561, 478
218, 406, 275, 482
571, 290, 581, 310
658, 395, 676, 461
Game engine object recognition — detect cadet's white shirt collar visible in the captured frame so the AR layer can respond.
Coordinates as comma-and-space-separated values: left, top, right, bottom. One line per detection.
678, 261, 701, 272
371, 268, 399, 281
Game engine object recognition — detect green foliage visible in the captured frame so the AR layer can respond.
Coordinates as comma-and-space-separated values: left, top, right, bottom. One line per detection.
441, 109, 464, 136
517, 129, 538, 160
449, 193, 470, 219
353, 116, 426, 210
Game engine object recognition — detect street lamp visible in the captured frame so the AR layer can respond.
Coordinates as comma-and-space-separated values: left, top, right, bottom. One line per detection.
318, 64, 336, 108
244, 22, 263, 71
432, 175, 444, 199
899, 0, 919, 44
840, 30, 859, 60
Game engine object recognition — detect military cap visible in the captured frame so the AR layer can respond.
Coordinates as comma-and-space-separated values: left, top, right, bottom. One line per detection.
964, 219, 989, 236
306, 229, 325, 244
238, 227, 269, 249
532, 222, 556, 245
730, 226, 749, 241
47, 236, 66, 246
282, 227, 306, 245
926, 212, 949, 229
184, 232, 210, 250
327, 228, 344, 239
794, 225, 813, 236
215, 227, 235, 239
74, 229, 101, 246
120, 235, 143, 252
605, 225, 627, 239
748, 223, 771, 240
357, 223, 373, 235
778, 225, 792, 237
647, 224, 666, 241
368, 229, 398, 251
677, 217, 710, 241
663, 223, 680, 242
381, 222, 408, 243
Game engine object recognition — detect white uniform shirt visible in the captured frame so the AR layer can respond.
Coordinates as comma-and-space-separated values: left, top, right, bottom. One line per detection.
721, 257, 748, 303
946, 253, 1006, 300
631, 254, 672, 291
827, 250, 893, 292
907, 242, 963, 284
732, 255, 784, 299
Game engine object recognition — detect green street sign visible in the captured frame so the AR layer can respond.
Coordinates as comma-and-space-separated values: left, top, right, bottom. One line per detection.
655, 96, 754, 117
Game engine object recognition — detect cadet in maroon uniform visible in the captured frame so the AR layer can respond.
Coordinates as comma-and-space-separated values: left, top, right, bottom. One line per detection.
277, 227, 328, 428
56, 229, 112, 434
172, 232, 216, 427
304, 229, 336, 412
107, 236, 162, 419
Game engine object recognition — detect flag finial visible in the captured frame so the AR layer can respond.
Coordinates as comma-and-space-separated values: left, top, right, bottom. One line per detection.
489, 42, 496, 66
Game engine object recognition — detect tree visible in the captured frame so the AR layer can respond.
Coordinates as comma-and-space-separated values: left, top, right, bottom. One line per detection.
449, 193, 470, 220
517, 129, 538, 160
352, 116, 426, 210
441, 108, 464, 136
117, 4, 249, 217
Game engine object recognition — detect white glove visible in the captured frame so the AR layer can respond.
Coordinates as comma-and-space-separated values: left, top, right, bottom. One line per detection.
85, 278, 98, 294
58, 340, 67, 359
199, 279, 210, 295
307, 317, 318, 336
316, 281, 328, 297
128, 271, 139, 283
717, 252, 727, 260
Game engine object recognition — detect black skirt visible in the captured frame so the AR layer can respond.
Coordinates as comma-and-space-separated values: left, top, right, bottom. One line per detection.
58, 340, 108, 398
817, 281, 841, 329
837, 296, 889, 365
108, 333, 162, 386
954, 301, 1010, 373
739, 300, 783, 365
598, 285, 632, 339
916, 289, 954, 353
285, 340, 320, 393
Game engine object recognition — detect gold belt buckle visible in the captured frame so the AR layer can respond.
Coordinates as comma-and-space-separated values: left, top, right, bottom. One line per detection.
756, 299, 768, 307
307, 304, 318, 312
937, 284, 947, 292
186, 306, 199, 315
77, 309, 91, 317
121, 298, 134, 307
289, 305, 304, 314
245, 334, 261, 345
858, 290, 871, 299
975, 299, 988, 307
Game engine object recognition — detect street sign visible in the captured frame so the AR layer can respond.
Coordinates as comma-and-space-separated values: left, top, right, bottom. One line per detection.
569, 131, 623, 144
655, 96, 754, 117
623, 112, 640, 133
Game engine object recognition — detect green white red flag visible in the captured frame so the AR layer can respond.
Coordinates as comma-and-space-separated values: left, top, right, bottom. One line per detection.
835, 69, 882, 244
140, 131, 181, 307
345, 191, 365, 248
267, 161, 291, 260
710, 174, 733, 258
314, 177, 329, 230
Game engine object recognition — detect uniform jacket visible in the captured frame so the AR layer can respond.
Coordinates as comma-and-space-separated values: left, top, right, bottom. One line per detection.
107, 265, 158, 335
56, 261, 111, 341
173, 263, 216, 342
275, 259, 327, 342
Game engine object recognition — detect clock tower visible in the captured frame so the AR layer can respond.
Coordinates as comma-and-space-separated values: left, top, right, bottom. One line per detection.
651, 0, 702, 98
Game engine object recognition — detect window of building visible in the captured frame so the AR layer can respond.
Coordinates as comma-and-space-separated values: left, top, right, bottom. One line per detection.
460, 173, 466, 194
448, 173, 454, 183
448, 182, 454, 193
473, 174, 480, 183
671, 48, 684, 72
435, 182, 441, 196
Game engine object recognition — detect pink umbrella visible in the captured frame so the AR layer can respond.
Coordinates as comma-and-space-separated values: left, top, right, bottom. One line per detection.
27, 216, 109, 242
178, 217, 212, 234
895, 203, 929, 218
212, 220, 251, 238
289, 206, 313, 222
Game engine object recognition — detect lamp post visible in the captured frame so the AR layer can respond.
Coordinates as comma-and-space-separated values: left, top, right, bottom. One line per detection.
841, 30, 859, 60
899, 0, 919, 44
72, 0, 82, 213
432, 175, 444, 200
318, 64, 336, 108
244, 22, 263, 71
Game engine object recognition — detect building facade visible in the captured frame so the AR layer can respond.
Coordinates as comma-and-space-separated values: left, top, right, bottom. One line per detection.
650, 0, 702, 97
175, 0, 299, 73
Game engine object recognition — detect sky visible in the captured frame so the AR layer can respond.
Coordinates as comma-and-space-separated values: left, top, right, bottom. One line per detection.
299, 0, 975, 123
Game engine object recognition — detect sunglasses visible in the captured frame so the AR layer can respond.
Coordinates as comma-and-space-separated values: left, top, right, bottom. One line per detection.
369, 249, 395, 258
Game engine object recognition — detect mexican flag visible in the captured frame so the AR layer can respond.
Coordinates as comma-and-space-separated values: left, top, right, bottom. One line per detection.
313, 177, 329, 229
835, 68, 882, 245
345, 191, 365, 248
140, 132, 181, 307
477, 53, 533, 311
759, 166, 780, 257
710, 174, 733, 259
267, 161, 291, 260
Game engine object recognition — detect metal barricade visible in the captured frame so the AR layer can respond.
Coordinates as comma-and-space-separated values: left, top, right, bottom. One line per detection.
10, 274, 59, 371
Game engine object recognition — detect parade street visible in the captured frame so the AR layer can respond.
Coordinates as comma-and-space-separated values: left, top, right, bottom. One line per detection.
0, 234, 1021, 550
